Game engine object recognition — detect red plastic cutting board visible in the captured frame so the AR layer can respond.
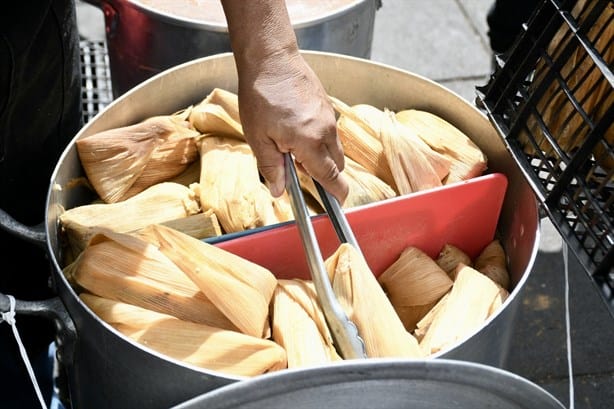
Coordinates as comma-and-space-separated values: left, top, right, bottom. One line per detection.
214, 173, 508, 280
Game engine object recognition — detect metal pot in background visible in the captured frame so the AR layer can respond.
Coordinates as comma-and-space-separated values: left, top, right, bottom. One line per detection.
1, 52, 541, 408
82, 0, 381, 97
174, 359, 565, 409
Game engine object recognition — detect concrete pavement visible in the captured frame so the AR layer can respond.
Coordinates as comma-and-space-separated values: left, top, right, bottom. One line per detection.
75, 1, 613, 407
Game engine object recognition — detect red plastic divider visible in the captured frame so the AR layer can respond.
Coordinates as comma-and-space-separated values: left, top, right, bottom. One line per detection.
215, 173, 508, 280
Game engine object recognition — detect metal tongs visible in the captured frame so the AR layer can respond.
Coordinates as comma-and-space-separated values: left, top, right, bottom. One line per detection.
284, 153, 367, 359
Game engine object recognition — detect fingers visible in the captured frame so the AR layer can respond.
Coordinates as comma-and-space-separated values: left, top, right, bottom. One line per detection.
293, 140, 349, 204
301, 147, 349, 204
248, 129, 348, 203
235, 52, 348, 202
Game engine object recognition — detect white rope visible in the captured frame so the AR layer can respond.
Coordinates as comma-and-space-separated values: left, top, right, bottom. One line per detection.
0, 295, 48, 409
563, 243, 575, 409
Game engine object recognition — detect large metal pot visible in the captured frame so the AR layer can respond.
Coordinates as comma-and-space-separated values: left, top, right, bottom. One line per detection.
1, 52, 540, 408
174, 359, 565, 409
83, 0, 380, 97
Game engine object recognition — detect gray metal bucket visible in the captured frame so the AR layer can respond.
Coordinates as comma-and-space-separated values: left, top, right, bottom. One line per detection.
173, 359, 565, 409
82, 0, 379, 97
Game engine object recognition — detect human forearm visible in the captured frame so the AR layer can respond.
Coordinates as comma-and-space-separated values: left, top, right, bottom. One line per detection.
221, 0, 299, 74
220, 0, 348, 202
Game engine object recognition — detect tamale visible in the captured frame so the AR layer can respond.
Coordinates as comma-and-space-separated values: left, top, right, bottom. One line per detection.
519, 0, 613, 170
205, 88, 241, 122
198, 135, 293, 233
298, 156, 396, 209
156, 210, 222, 240
76, 112, 200, 203
378, 246, 453, 331
350, 104, 385, 131
80, 293, 287, 377
435, 243, 472, 279
325, 243, 423, 358
137, 224, 278, 338
332, 98, 450, 193
168, 160, 201, 186
331, 97, 396, 189
189, 90, 244, 140
328, 96, 380, 137
272, 279, 341, 368
342, 157, 396, 207
395, 109, 487, 183
419, 263, 504, 355
64, 229, 237, 331
379, 109, 451, 194
489, 286, 510, 317
413, 292, 450, 343
59, 182, 200, 255
474, 239, 510, 290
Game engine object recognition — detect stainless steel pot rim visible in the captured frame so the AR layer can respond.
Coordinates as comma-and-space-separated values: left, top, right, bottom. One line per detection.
125, 0, 373, 31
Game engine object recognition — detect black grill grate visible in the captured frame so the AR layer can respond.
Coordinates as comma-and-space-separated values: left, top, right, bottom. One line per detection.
477, 0, 613, 315
80, 40, 113, 124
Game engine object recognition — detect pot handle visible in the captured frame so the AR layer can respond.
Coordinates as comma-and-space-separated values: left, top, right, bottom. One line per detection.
0, 208, 46, 249
0, 292, 77, 367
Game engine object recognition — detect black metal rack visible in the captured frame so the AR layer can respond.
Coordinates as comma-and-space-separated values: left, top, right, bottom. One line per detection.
477, 0, 613, 314
80, 39, 113, 124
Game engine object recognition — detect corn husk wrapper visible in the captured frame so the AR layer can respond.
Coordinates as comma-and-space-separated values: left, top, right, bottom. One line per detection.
419, 263, 507, 355
489, 286, 510, 316
332, 97, 452, 194
198, 135, 293, 233
329, 97, 381, 137
76, 113, 200, 203
63, 229, 236, 331
205, 88, 241, 122
325, 243, 423, 358
435, 243, 472, 279
189, 88, 244, 140
272, 279, 341, 368
59, 182, 200, 255
414, 292, 450, 342
168, 160, 202, 186
298, 156, 396, 209
380, 109, 451, 194
378, 246, 453, 331
350, 104, 386, 132
331, 97, 396, 189
395, 109, 487, 183
520, 0, 613, 170
474, 239, 510, 290
80, 293, 286, 377
137, 224, 277, 338
156, 210, 222, 240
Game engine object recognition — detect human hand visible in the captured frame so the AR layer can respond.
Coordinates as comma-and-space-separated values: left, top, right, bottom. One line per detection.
220, 0, 348, 202
236, 50, 348, 203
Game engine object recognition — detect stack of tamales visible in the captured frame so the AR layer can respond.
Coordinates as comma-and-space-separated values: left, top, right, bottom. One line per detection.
65, 219, 511, 374
58, 87, 503, 377
65, 88, 488, 253
65, 225, 286, 376
379, 239, 511, 355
